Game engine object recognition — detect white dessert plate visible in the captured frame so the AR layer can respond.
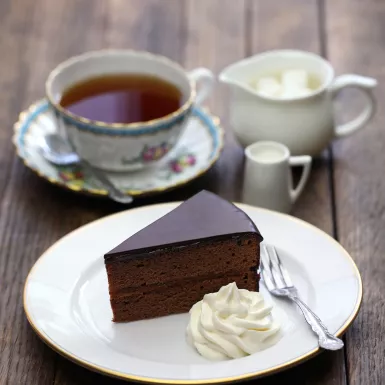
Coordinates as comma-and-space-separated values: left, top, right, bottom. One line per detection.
24, 203, 362, 384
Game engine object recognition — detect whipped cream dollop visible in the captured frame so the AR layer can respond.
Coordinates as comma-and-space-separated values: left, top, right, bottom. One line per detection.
186, 282, 281, 360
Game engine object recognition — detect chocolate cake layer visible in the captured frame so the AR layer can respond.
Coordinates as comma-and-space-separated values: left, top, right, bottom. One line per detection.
111, 274, 257, 323
106, 236, 259, 322
106, 235, 258, 291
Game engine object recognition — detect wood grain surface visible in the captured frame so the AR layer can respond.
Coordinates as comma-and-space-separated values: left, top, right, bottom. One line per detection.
0, 0, 380, 384
326, 1, 385, 384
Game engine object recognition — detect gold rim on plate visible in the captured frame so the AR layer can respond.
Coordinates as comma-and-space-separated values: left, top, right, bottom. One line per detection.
13, 100, 224, 198
23, 203, 363, 384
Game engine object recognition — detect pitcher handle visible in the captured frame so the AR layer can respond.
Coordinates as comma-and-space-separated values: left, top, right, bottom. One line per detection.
289, 156, 312, 203
188, 68, 214, 106
331, 74, 377, 138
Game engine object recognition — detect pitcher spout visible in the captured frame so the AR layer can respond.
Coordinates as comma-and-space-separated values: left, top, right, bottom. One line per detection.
219, 60, 257, 95
218, 70, 235, 85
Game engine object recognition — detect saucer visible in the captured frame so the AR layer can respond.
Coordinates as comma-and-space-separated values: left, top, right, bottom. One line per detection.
24, 203, 362, 383
13, 100, 224, 198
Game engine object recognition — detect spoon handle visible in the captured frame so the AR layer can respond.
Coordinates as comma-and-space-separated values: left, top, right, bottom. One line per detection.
81, 160, 133, 204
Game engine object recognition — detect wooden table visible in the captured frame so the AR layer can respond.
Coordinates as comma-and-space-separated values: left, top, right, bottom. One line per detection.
0, 0, 383, 384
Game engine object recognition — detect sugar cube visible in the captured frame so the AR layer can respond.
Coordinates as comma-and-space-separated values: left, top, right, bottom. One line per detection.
255, 76, 282, 97
282, 69, 309, 90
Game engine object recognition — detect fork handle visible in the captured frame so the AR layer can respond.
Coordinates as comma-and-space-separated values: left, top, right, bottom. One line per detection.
289, 295, 344, 350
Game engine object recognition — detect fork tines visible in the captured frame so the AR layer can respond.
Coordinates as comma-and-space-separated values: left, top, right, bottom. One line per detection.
261, 245, 294, 290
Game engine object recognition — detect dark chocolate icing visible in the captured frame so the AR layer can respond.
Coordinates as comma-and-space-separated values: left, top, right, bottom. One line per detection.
104, 190, 263, 262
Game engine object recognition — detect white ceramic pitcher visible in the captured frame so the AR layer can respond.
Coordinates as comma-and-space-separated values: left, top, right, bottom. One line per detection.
219, 50, 377, 156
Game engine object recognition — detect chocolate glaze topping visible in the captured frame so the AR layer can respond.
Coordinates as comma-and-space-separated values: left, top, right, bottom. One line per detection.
104, 190, 263, 263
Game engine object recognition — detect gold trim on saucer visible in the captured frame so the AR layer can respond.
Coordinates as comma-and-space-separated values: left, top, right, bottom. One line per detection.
13, 100, 224, 198
23, 203, 363, 384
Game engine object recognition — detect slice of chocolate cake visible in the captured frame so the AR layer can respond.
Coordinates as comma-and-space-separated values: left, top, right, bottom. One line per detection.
105, 190, 263, 322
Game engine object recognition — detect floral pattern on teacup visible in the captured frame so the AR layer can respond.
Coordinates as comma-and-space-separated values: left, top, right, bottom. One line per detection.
56, 152, 197, 189
142, 142, 171, 162
121, 142, 172, 165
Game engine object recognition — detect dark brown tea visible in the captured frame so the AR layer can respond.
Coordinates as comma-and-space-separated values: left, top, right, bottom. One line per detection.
59, 74, 183, 124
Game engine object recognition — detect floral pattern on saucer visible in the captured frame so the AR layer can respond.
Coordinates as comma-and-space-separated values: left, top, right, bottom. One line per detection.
13, 100, 223, 197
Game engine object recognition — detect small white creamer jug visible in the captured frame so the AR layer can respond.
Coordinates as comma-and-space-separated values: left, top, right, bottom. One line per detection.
242, 141, 312, 213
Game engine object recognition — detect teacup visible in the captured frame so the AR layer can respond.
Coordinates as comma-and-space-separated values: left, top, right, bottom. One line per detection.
219, 50, 377, 156
46, 50, 214, 171
242, 141, 312, 213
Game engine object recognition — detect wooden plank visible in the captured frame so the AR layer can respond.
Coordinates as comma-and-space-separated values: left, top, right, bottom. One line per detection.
245, 1, 346, 384
326, 0, 385, 384
0, 0, 59, 383
0, 0, 126, 384
183, 0, 247, 201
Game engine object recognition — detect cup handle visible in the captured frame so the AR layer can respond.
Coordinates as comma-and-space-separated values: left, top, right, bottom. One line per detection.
331, 74, 377, 138
289, 156, 312, 203
188, 68, 214, 105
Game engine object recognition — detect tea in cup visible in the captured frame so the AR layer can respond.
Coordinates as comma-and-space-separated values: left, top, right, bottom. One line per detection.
219, 50, 377, 156
46, 50, 214, 171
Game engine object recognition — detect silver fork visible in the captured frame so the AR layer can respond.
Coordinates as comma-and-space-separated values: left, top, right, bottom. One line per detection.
261, 245, 344, 350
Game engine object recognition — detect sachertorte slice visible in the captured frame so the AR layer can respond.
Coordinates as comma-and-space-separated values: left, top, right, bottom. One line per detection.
104, 190, 263, 322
